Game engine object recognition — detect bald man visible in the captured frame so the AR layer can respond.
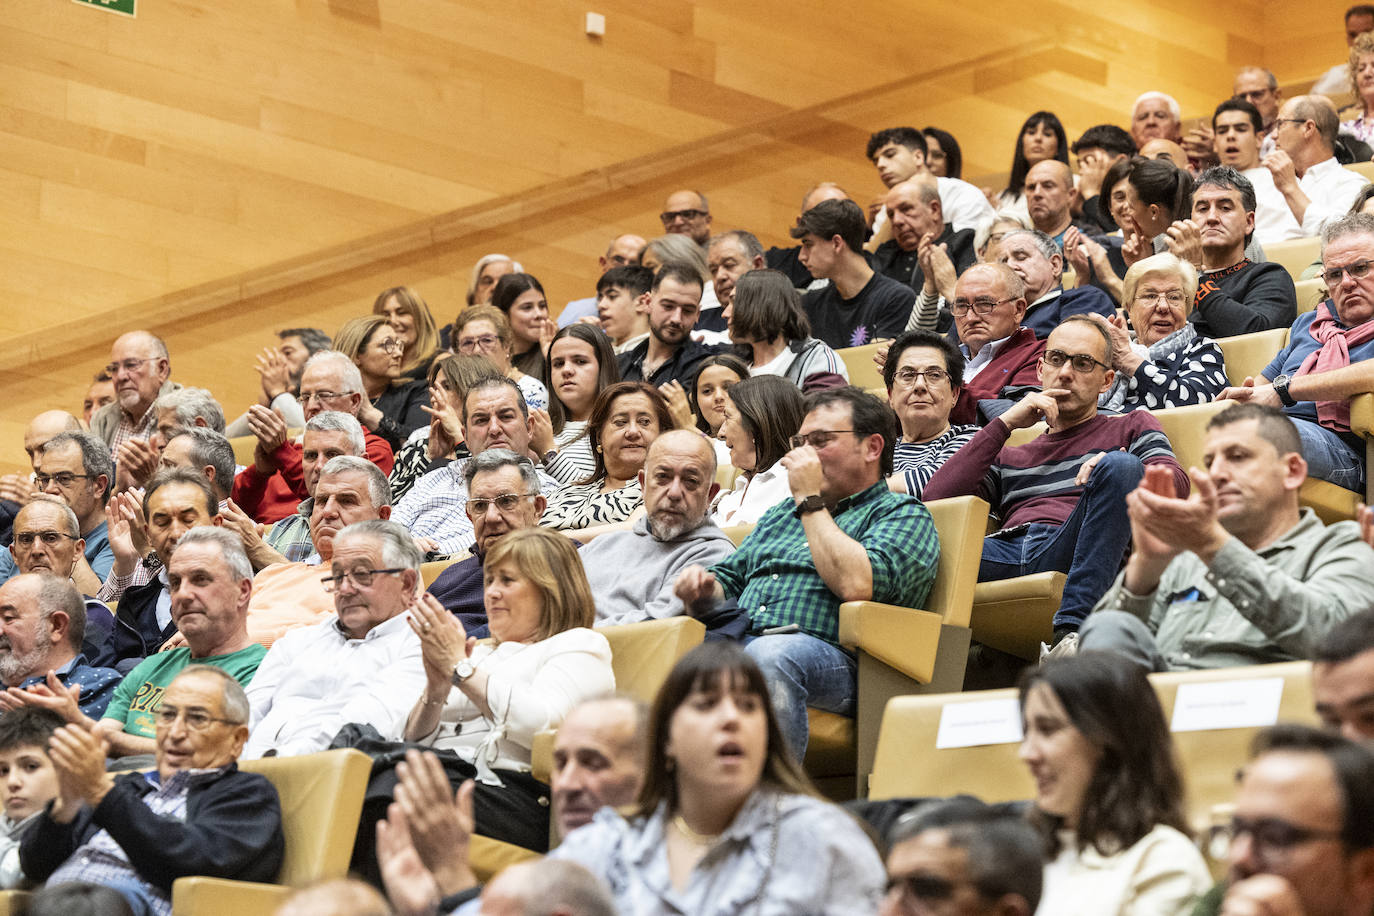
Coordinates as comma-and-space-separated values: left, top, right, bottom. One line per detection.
1024, 160, 1099, 248
558, 233, 649, 328
578, 430, 735, 628
89, 331, 180, 487
1138, 138, 1191, 170
0, 412, 83, 538
874, 175, 977, 330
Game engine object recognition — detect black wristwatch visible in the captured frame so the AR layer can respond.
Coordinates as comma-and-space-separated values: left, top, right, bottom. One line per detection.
1272, 374, 1296, 407
793, 494, 827, 517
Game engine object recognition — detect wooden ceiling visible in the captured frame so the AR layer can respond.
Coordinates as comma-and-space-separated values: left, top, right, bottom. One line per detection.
0, 0, 1354, 469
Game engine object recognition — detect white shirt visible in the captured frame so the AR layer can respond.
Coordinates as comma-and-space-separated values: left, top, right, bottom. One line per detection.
413, 628, 613, 782
1312, 62, 1351, 96
1297, 156, 1368, 236
872, 176, 996, 240
710, 462, 793, 528
1037, 825, 1211, 916
243, 612, 424, 758
1245, 166, 1305, 245
960, 334, 1013, 382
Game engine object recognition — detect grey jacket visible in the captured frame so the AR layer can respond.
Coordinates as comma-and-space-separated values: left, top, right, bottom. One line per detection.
91, 380, 181, 446
582, 516, 735, 627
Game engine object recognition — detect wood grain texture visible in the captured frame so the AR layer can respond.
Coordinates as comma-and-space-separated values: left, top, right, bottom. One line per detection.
0, 0, 1340, 469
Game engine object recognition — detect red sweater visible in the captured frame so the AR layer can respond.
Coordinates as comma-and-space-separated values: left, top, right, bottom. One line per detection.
952, 327, 1045, 425
232, 430, 394, 524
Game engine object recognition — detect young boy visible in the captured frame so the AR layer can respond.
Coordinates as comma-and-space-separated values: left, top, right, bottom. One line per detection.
595, 265, 654, 353
0, 708, 63, 888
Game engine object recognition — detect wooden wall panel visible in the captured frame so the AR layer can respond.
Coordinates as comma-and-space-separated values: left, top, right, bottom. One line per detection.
0, 0, 1346, 470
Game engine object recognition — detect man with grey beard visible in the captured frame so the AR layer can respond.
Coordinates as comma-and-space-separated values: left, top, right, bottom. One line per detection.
579, 430, 735, 627
0, 574, 120, 720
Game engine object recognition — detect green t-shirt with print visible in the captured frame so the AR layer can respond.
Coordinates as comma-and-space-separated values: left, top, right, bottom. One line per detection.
101, 644, 267, 738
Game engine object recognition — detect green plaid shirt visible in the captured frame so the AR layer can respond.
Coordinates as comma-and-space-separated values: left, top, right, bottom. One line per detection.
711, 481, 939, 647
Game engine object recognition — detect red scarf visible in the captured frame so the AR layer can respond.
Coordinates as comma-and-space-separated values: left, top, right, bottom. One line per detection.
1296, 301, 1374, 430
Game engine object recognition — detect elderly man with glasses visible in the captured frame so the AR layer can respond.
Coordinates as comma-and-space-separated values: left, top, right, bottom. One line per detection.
231, 351, 395, 525
20, 664, 284, 916
243, 519, 424, 759
1219, 213, 1374, 495
925, 315, 1187, 654
89, 332, 179, 481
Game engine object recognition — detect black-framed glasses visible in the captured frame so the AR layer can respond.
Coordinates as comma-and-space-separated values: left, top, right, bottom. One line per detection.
790, 430, 856, 450
659, 208, 707, 225
35, 473, 92, 489
950, 297, 1014, 317
1042, 349, 1111, 373
154, 704, 242, 732
13, 531, 79, 548
468, 493, 537, 515
320, 567, 407, 592
104, 357, 156, 375
1322, 259, 1373, 286
892, 367, 950, 387
1206, 816, 1344, 866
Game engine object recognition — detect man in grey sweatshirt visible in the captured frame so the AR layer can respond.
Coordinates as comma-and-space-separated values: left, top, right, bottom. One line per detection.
582, 430, 735, 627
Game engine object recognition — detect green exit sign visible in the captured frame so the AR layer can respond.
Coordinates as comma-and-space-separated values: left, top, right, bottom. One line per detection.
73, 0, 135, 17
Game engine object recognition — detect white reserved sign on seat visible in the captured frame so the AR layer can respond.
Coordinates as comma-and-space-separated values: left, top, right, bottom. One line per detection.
936, 698, 1023, 749
1170, 678, 1284, 732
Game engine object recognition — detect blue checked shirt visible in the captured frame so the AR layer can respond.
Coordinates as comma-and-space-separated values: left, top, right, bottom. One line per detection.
710, 481, 939, 647
390, 457, 561, 558
264, 497, 316, 563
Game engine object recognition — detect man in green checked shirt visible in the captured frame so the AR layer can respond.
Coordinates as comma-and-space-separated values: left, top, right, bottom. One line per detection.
675, 386, 939, 759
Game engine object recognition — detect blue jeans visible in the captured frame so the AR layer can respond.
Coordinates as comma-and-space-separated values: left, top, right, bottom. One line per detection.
743, 633, 856, 762
979, 450, 1144, 630
1292, 418, 1365, 492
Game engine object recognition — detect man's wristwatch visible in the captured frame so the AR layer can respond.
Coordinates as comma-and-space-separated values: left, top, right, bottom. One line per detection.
793, 494, 826, 517
451, 659, 476, 686
1271, 374, 1297, 407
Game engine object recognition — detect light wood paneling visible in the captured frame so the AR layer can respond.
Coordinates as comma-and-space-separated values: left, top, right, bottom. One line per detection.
0, 0, 1340, 470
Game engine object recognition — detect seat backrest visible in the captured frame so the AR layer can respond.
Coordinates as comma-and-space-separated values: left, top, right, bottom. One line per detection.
921, 496, 990, 627
1149, 661, 1316, 828
236, 748, 373, 886
228, 435, 257, 468
1215, 328, 1289, 387
1294, 277, 1326, 315
837, 343, 885, 390
600, 616, 706, 704
1150, 400, 1233, 472
1264, 237, 1321, 281
721, 523, 753, 547
1346, 160, 1374, 182
869, 689, 1029, 801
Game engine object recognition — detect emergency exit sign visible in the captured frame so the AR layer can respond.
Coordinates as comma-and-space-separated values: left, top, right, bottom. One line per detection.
73, 0, 135, 17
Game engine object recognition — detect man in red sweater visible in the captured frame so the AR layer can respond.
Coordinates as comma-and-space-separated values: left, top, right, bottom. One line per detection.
231, 351, 393, 523
925, 315, 1187, 649
947, 264, 1046, 425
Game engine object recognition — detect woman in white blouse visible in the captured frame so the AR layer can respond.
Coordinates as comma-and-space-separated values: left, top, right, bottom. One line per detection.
552, 641, 886, 914
531, 323, 621, 485
402, 527, 614, 852
1020, 655, 1211, 915
710, 375, 805, 528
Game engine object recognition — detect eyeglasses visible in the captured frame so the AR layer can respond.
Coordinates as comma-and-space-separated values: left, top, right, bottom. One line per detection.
885, 873, 958, 903
1134, 291, 1188, 307
14, 531, 79, 548
319, 567, 407, 592
376, 338, 402, 353
790, 430, 856, 450
298, 390, 351, 405
1322, 259, 1374, 286
1275, 118, 1311, 129
659, 208, 707, 225
950, 297, 1014, 317
104, 357, 156, 375
456, 335, 500, 352
1042, 349, 1111, 373
154, 704, 242, 732
468, 493, 537, 515
892, 367, 950, 388
35, 472, 92, 489
1207, 816, 1344, 866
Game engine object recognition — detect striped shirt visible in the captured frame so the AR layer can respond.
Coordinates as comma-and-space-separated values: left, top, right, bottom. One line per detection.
892, 425, 979, 497
710, 481, 939, 647
924, 412, 1187, 530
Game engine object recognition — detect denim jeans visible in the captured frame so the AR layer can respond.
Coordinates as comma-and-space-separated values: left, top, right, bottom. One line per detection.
978, 450, 1144, 630
743, 633, 856, 762
1291, 418, 1365, 493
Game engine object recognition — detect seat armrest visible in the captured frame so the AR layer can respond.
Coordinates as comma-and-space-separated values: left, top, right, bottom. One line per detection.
838, 602, 942, 684
172, 877, 290, 915
1350, 392, 1374, 439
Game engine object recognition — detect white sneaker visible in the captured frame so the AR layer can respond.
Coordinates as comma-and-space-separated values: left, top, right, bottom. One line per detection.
1039, 631, 1079, 664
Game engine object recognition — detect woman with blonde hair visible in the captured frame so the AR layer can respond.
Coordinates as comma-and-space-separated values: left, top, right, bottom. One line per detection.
373, 286, 440, 381
333, 315, 430, 450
